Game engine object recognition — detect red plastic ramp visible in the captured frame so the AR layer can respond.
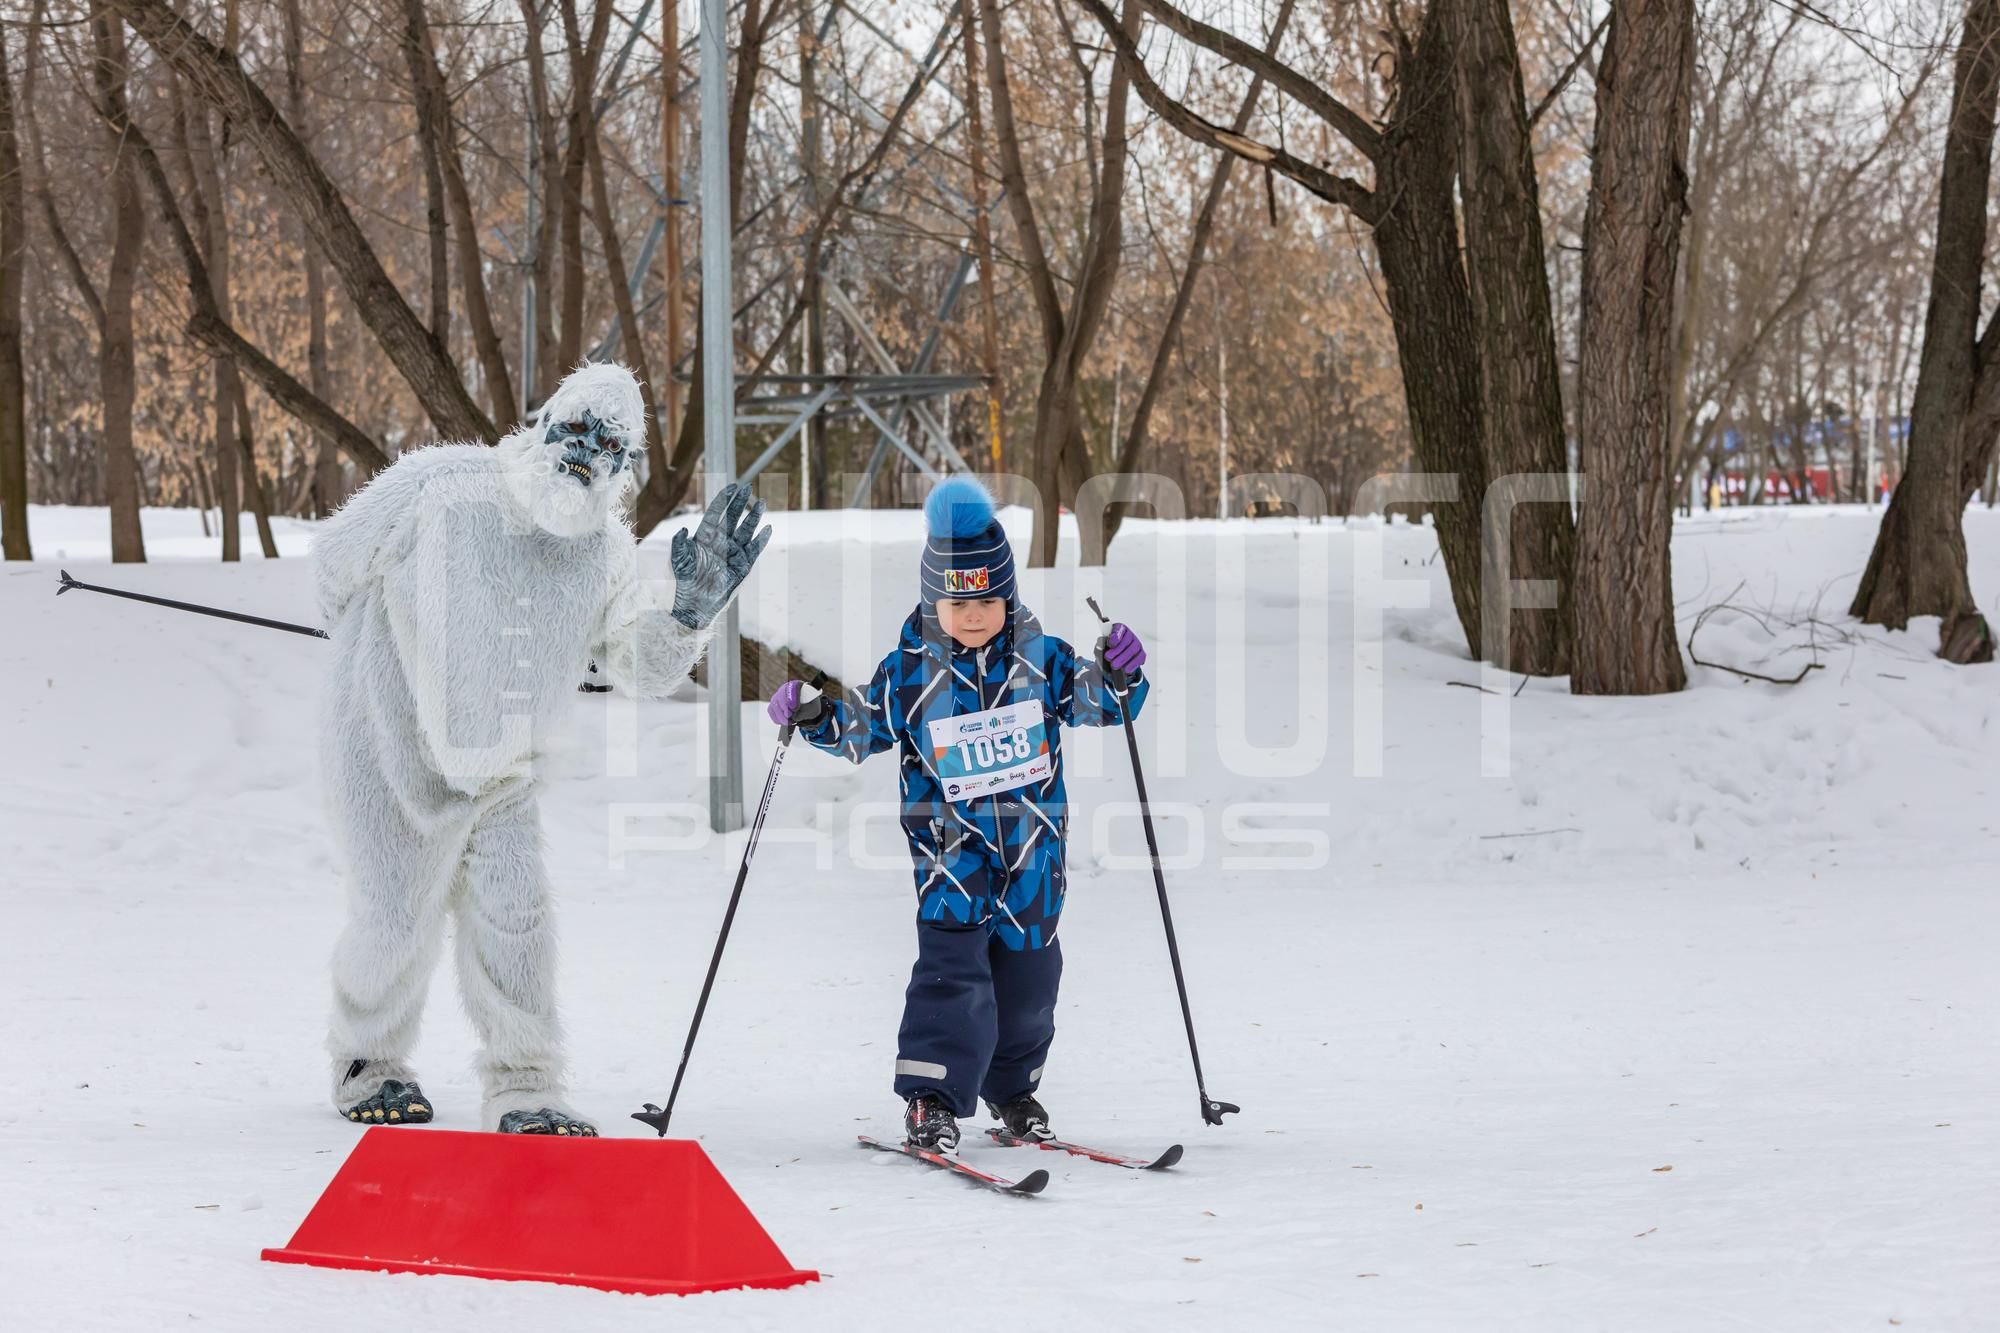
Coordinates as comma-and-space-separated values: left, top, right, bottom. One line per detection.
262, 1127, 818, 1296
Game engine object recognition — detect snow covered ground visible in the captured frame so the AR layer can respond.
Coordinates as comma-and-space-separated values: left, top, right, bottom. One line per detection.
3, 500, 1996, 1330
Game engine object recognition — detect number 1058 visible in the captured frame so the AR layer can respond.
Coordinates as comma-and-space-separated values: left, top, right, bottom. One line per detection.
958, 727, 1033, 770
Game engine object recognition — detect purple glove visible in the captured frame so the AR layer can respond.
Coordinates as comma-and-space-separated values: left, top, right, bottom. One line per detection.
1103, 623, 1146, 676
767, 679, 804, 727
768, 679, 829, 730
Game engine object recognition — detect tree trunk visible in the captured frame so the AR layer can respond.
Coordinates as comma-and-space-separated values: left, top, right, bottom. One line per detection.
1449, 0, 1574, 676
1367, 16, 1489, 654
403, 0, 514, 425
585, 119, 664, 460
0, 33, 28, 561
956, 0, 1002, 488
231, 379, 280, 556
94, 11, 145, 563
179, 86, 240, 560
1571, 0, 1695, 695
1850, 0, 1998, 632
555, 0, 614, 373
660, 0, 685, 454
397, 0, 449, 343
282, 0, 341, 516
518, 0, 559, 402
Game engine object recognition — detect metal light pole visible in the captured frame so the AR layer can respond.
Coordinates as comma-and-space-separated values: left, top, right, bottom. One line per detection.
701, 0, 743, 832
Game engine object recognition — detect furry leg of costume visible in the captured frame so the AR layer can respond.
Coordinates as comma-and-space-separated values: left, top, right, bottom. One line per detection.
449, 782, 582, 1131
323, 692, 476, 1115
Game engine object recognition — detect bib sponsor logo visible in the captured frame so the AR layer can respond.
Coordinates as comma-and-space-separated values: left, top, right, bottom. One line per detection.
943, 566, 990, 595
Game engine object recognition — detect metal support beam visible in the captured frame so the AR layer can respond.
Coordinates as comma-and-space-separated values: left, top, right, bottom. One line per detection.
824, 280, 975, 476
739, 381, 840, 482
700, 0, 742, 833
849, 393, 943, 479
850, 430, 895, 506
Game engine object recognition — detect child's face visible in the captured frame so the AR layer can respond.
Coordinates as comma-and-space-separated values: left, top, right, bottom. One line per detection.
936, 597, 1005, 648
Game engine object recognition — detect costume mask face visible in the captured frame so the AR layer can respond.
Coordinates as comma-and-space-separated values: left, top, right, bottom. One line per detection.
544, 410, 629, 487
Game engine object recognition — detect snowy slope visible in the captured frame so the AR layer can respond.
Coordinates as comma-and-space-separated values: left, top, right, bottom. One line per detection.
2, 501, 1996, 1331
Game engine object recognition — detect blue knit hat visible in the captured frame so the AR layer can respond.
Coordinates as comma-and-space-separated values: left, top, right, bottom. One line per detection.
920, 477, 1015, 605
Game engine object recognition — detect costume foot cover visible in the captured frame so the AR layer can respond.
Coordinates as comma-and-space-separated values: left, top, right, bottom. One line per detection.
342, 1078, 434, 1125
496, 1107, 599, 1136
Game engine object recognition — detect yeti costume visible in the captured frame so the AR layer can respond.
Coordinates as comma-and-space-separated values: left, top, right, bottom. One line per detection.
312, 362, 764, 1133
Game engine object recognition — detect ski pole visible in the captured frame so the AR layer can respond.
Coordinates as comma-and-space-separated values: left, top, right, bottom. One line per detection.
1087, 596, 1239, 1127
633, 673, 822, 1136
56, 569, 329, 639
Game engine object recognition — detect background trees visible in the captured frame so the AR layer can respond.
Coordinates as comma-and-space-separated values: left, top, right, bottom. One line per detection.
0, 0, 1981, 675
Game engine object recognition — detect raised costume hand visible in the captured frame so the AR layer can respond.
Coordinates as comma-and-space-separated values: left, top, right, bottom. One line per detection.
671, 482, 774, 629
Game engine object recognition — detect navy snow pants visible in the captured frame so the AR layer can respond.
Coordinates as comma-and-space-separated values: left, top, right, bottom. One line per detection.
893, 924, 1063, 1117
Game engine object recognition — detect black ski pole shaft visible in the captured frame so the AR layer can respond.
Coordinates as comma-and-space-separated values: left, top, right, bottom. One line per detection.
633, 673, 821, 1135
1087, 596, 1239, 1127
56, 569, 328, 639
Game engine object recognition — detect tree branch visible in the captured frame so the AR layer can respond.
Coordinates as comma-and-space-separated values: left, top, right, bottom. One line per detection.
1133, 0, 1383, 160
1075, 0, 1376, 219
1527, 10, 1610, 129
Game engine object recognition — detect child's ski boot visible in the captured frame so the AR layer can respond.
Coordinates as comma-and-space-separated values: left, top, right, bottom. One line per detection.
903, 1094, 961, 1153
987, 1093, 1054, 1143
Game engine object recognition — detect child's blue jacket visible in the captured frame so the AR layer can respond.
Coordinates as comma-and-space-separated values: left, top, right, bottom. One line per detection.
799, 604, 1150, 886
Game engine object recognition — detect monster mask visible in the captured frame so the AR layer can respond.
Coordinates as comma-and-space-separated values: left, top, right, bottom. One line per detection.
543, 410, 630, 487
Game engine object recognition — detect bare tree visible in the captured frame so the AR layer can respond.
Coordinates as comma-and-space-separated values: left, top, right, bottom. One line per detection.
396, 0, 450, 345
90, 8, 146, 563
980, 0, 1140, 566
1094, 0, 1297, 561
1449, 0, 1576, 676
400, 0, 516, 426
89, 49, 391, 479
179, 47, 279, 562
281, 0, 340, 516
1571, 0, 1697, 694
1078, 0, 1491, 659
0, 31, 27, 561
108, 0, 496, 444
1850, 0, 1997, 654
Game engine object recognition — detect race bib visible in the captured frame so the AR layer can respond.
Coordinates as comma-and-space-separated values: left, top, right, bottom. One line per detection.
927, 699, 1052, 801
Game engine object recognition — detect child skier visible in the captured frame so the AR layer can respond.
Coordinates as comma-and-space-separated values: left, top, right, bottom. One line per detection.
766, 477, 1148, 1152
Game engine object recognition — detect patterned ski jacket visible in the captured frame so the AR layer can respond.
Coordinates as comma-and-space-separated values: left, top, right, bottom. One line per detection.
799, 605, 1150, 866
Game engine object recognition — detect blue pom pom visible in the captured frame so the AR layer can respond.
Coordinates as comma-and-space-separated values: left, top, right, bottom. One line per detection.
924, 476, 996, 539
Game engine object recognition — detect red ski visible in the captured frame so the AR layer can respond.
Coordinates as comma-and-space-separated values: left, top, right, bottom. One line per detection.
857, 1135, 1050, 1195
985, 1128, 1184, 1171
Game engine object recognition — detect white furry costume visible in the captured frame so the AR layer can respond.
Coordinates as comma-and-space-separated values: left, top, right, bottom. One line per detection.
313, 364, 704, 1130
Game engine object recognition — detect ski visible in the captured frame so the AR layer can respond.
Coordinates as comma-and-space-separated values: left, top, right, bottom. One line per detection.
856, 1135, 1050, 1195
985, 1128, 1184, 1171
